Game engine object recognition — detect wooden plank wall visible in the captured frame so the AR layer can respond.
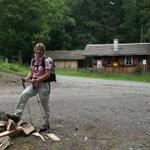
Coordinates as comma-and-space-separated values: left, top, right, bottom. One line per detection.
103, 66, 135, 73
55, 60, 78, 69
102, 65, 148, 73
93, 56, 148, 73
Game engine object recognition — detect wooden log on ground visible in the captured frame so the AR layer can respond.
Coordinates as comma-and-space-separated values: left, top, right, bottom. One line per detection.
0, 136, 11, 150
7, 119, 16, 131
0, 121, 7, 127
0, 121, 7, 132
32, 132, 45, 142
21, 124, 35, 135
46, 133, 61, 142
16, 126, 23, 133
0, 131, 15, 138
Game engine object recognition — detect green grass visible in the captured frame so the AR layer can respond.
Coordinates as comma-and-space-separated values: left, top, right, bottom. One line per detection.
57, 68, 150, 83
0, 61, 29, 75
0, 61, 150, 83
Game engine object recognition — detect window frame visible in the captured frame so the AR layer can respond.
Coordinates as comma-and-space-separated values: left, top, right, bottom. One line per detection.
124, 56, 133, 65
107, 56, 113, 66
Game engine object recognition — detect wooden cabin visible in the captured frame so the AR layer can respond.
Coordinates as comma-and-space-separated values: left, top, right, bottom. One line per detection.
83, 41, 150, 73
46, 50, 85, 69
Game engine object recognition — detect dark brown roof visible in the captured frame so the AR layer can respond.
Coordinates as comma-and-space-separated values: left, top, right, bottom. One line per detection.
83, 43, 150, 56
46, 50, 85, 60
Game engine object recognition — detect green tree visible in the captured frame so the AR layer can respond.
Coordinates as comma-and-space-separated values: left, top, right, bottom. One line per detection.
46, 0, 75, 50
68, 0, 124, 49
0, 0, 51, 63
139, 0, 150, 42
120, 0, 139, 42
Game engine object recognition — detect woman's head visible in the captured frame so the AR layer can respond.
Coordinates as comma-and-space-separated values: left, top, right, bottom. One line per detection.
34, 43, 46, 56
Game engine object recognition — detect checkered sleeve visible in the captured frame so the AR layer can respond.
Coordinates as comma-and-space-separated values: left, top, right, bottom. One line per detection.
45, 58, 51, 70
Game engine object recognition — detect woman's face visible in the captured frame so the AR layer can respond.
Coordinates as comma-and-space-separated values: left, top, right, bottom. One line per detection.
34, 47, 43, 57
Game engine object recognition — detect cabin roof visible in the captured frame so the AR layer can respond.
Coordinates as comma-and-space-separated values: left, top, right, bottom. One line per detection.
46, 50, 85, 60
83, 43, 150, 56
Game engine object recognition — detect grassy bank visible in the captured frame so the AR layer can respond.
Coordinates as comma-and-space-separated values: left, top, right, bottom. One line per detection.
57, 68, 150, 83
0, 61, 150, 83
0, 61, 29, 75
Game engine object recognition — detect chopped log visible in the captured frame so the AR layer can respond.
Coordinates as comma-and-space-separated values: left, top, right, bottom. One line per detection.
7, 119, 16, 131
0, 121, 7, 127
0, 136, 11, 150
46, 133, 61, 142
16, 126, 23, 133
22, 124, 35, 135
0, 131, 15, 138
32, 132, 45, 142
0, 121, 7, 132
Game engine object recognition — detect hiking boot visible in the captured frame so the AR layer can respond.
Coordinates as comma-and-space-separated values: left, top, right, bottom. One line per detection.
39, 124, 49, 133
7, 114, 20, 123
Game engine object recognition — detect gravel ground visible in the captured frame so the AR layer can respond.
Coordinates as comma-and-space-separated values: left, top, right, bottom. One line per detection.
0, 71, 150, 150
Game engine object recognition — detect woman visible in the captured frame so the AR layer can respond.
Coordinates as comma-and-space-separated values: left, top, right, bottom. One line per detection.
7, 43, 51, 132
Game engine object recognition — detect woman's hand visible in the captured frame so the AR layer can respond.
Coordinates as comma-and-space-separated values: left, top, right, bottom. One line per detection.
32, 78, 40, 86
21, 77, 26, 83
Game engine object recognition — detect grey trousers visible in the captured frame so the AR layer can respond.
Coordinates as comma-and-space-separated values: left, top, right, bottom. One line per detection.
14, 82, 50, 125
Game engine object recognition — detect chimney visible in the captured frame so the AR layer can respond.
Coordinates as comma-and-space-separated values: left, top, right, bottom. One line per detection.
113, 39, 118, 51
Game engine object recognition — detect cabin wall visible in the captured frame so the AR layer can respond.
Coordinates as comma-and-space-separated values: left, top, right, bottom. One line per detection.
55, 60, 78, 69
92, 55, 149, 73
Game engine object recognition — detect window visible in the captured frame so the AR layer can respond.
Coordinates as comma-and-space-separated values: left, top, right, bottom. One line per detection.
107, 57, 113, 66
124, 56, 133, 65
139, 56, 146, 65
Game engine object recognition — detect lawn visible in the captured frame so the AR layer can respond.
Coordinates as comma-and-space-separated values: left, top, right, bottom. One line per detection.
0, 61, 150, 83
57, 68, 150, 83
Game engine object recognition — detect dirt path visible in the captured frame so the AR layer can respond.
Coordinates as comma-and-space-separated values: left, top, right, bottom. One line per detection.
0, 71, 150, 150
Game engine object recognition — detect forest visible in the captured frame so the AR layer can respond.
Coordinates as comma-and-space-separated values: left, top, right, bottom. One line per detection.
0, 0, 149, 63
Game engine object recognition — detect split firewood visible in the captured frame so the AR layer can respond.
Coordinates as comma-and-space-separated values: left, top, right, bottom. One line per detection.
16, 126, 23, 133
0, 136, 11, 150
0, 121, 7, 132
7, 119, 16, 131
0, 130, 15, 138
0, 121, 7, 127
21, 123, 35, 135
32, 132, 45, 142
46, 133, 61, 142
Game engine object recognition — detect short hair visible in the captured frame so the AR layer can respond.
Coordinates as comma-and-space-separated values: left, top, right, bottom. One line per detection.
34, 43, 46, 54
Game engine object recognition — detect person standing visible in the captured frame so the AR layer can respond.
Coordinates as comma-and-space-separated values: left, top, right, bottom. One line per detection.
7, 43, 51, 132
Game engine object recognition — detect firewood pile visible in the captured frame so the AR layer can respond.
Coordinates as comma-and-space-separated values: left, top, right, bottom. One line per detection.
0, 112, 61, 150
